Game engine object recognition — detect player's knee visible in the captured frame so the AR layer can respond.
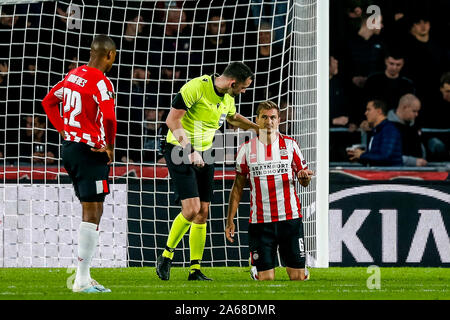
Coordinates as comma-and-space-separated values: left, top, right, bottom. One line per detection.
194, 204, 209, 223
288, 270, 306, 281
258, 274, 275, 281
81, 201, 103, 225
257, 270, 275, 281
81, 211, 100, 225
182, 200, 201, 219
83, 216, 99, 225
199, 205, 209, 216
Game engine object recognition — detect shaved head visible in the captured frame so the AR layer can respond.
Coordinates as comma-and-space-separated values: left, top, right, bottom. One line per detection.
89, 35, 116, 73
398, 94, 420, 108
90, 34, 116, 58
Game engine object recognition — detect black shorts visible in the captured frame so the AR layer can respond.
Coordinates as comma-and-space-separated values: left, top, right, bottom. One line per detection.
248, 218, 306, 272
164, 143, 215, 204
62, 141, 110, 202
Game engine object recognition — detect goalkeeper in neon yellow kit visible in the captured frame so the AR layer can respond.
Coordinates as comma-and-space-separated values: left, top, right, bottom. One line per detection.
157, 62, 258, 280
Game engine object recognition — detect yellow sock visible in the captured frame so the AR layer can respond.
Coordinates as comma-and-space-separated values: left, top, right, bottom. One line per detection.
189, 223, 207, 270
162, 212, 192, 259
189, 260, 201, 273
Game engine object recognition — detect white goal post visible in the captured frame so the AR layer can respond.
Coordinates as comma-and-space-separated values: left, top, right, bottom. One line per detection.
315, 0, 329, 268
290, 0, 329, 268
0, 0, 329, 268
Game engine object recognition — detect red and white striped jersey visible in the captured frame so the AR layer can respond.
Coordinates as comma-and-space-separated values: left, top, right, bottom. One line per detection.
235, 133, 308, 224
42, 65, 117, 149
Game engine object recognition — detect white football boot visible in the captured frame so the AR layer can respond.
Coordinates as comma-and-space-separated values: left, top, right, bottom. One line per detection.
72, 279, 111, 293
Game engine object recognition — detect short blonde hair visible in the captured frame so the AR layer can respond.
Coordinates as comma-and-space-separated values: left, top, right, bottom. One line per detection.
256, 100, 280, 117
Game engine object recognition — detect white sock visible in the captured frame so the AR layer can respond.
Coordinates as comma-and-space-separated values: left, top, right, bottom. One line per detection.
75, 221, 99, 286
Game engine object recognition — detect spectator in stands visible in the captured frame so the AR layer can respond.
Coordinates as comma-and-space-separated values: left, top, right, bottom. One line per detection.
0, 62, 7, 86
129, 67, 152, 163
344, 11, 385, 84
374, 1, 450, 52
2, 4, 40, 81
279, 99, 293, 135
343, 13, 386, 127
402, 13, 448, 104
159, 54, 184, 104
0, 5, 19, 29
0, 5, 24, 64
130, 67, 151, 105
387, 94, 427, 167
53, 3, 83, 51
149, 5, 193, 79
123, 13, 145, 42
20, 115, 58, 165
137, 57, 180, 164
371, 0, 411, 46
330, 56, 350, 128
66, 56, 79, 72
250, 0, 288, 42
116, 67, 152, 164
113, 11, 150, 164
329, 0, 375, 60
117, 11, 149, 92
0, 60, 9, 161
0, 5, 31, 161
441, 73, 450, 105
19, 3, 41, 29
143, 108, 166, 164
245, 22, 283, 101
329, 56, 361, 162
0, 61, 5, 99
347, 100, 403, 166
419, 72, 450, 162
364, 51, 415, 110
0, 5, 25, 72
199, 12, 231, 76
205, 13, 228, 48
55, 4, 71, 27
125, 11, 149, 60
0, 56, 4, 159
343, 0, 375, 34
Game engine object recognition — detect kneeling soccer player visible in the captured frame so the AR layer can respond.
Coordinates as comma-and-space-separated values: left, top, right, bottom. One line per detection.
225, 101, 314, 281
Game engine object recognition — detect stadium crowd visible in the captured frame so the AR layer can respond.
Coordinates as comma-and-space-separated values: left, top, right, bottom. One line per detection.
0, 0, 449, 167
330, 0, 450, 164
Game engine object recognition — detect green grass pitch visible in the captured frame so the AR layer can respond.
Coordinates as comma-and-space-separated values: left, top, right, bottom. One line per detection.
0, 267, 449, 300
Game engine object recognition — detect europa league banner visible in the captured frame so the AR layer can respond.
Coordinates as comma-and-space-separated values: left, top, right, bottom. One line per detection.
329, 170, 450, 267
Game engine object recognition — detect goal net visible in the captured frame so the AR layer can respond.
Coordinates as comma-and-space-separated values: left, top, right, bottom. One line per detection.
0, 0, 328, 268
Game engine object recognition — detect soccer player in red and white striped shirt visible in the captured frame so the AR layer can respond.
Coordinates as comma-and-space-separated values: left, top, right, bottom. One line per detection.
225, 101, 314, 281
41, 35, 117, 293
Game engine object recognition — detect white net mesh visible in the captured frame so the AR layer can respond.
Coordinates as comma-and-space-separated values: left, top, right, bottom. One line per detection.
0, 183, 127, 267
0, 0, 326, 267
